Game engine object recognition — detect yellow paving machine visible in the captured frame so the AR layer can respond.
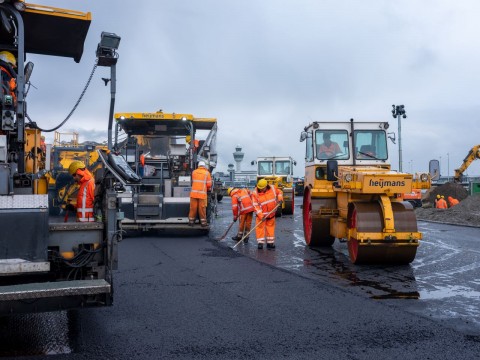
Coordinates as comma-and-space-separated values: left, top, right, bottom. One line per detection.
0, 1, 124, 314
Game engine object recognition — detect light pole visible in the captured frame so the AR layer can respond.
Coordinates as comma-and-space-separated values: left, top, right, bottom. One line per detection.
447, 153, 450, 182
391, 105, 407, 172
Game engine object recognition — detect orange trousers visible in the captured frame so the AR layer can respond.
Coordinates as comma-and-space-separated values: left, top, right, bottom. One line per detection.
236, 212, 253, 237
255, 216, 275, 244
189, 198, 207, 224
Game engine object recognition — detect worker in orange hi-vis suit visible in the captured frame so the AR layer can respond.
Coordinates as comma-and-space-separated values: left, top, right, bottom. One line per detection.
68, 161, 95, 222
188, 160, 212, 227
447, 196, 459, 207
228, 187, 255, 243
435, 195, 448, 209
251, 179, 283, 250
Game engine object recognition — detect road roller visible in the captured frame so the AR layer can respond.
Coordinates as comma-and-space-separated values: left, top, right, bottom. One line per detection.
299, 119, 430, 264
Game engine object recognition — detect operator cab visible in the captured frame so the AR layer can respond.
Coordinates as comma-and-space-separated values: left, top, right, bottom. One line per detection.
301, 121, 390, 167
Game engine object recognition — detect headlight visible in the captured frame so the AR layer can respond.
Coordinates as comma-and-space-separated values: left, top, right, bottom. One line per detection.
344, 173, 353, 182
420, 173, 429, 182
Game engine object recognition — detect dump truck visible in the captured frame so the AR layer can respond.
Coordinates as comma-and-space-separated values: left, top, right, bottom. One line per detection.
251, 156, 296, 215
111, 111, 218, 232
299, 119, 430, 264
0, 1, 124, 314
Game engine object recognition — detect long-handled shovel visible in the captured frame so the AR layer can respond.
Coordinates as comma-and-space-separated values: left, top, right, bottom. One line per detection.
233, 204, 279, 249
215, 220, 235, 241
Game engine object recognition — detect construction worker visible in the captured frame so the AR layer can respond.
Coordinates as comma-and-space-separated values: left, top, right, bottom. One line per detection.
447, 196, 459, 207
189, 160, 212, 227
228, 187, 255, 243
434, 194, 441, 207
186, 135, 200, 152
0, 51, 17, 105
251, 179, 283, 250
68, 160, 95, 222
436, 195, 448, 209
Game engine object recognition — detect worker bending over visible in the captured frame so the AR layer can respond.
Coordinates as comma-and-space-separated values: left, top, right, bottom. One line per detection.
447, 196, 459, 207
228, 187, 255, 243
189, 160, 212, 227
251, 179, 283, 250
68, 161, 95, 222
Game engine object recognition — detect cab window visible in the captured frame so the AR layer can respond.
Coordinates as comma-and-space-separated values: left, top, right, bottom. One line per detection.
315, 130, 349, 160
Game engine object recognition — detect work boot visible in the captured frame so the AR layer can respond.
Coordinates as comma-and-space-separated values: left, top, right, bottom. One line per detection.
231, 235, 242, 241
243, 237, 249, 244
201, 221, 208, 228
267, 243, 276, 250
257, 243, 263, 250
188, 220, 194, 227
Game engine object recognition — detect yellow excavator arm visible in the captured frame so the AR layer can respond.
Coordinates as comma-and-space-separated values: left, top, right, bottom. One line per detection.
454, 145, 480, 182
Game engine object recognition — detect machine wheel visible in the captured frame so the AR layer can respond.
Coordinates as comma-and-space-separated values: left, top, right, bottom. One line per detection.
282, 190, 294, 215
347, 202, 418, 264
302, 187, 335, 247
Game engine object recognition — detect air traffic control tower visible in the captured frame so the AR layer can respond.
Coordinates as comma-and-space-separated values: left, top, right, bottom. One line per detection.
233, 145, 244, 171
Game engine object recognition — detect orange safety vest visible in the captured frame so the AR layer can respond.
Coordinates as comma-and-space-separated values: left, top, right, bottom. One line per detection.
76, 168, 95, 222
190, 166, 212, 199
447, 196, 459, 207
436, 198, 448, 209
252, 185, 283, 219
230, 188, 255, 217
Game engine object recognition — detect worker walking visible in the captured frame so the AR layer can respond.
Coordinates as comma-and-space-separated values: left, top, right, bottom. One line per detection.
228, 187, 255, 243
68, 160, 95, 222
436, 195, 448, 209
189, 160, 212, 227
447, 196, 459, 207
251, 179, 283, 250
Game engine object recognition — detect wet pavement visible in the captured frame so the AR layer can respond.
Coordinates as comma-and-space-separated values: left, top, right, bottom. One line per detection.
214, 196, 480, 335
1, 196, 479, 358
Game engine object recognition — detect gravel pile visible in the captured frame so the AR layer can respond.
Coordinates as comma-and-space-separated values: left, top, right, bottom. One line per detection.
415, 193, 480, 227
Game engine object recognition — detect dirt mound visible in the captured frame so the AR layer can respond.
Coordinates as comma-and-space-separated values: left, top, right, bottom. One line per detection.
415, 194, 480, 227
428, 182, 468, 204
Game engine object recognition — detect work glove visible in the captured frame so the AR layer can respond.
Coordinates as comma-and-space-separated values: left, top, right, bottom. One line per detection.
65, 204, 75, 212
233, 217, 238, 222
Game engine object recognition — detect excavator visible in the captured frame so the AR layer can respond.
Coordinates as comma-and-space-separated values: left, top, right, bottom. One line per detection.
300, 119, 431, 264
454, 145, 480, 183
0, 1, 124, 314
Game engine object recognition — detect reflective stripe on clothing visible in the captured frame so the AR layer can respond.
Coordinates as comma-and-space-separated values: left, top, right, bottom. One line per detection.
230, 188, 255, 217
190, 167, 212, 199
76, 169, 95, 222
252, 185, 283, 219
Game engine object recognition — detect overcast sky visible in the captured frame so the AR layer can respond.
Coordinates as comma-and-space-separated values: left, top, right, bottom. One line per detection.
24, 0, 480, 177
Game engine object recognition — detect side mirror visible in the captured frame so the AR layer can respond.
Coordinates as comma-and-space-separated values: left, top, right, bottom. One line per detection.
326, 160, 338, 181
293, 160, 297, 166
251, 160, 255, 165
299, 132, 307, 142
0, 10, 12, 34
24, 62, 34, 83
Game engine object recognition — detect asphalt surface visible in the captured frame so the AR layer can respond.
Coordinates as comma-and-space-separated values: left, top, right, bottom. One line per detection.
1, 198, 480, 359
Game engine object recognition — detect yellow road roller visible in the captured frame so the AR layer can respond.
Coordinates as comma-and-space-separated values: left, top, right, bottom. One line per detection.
299, 119, 430, 264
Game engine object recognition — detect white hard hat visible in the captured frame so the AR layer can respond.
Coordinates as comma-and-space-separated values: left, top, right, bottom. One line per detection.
198, 160, 207, 168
